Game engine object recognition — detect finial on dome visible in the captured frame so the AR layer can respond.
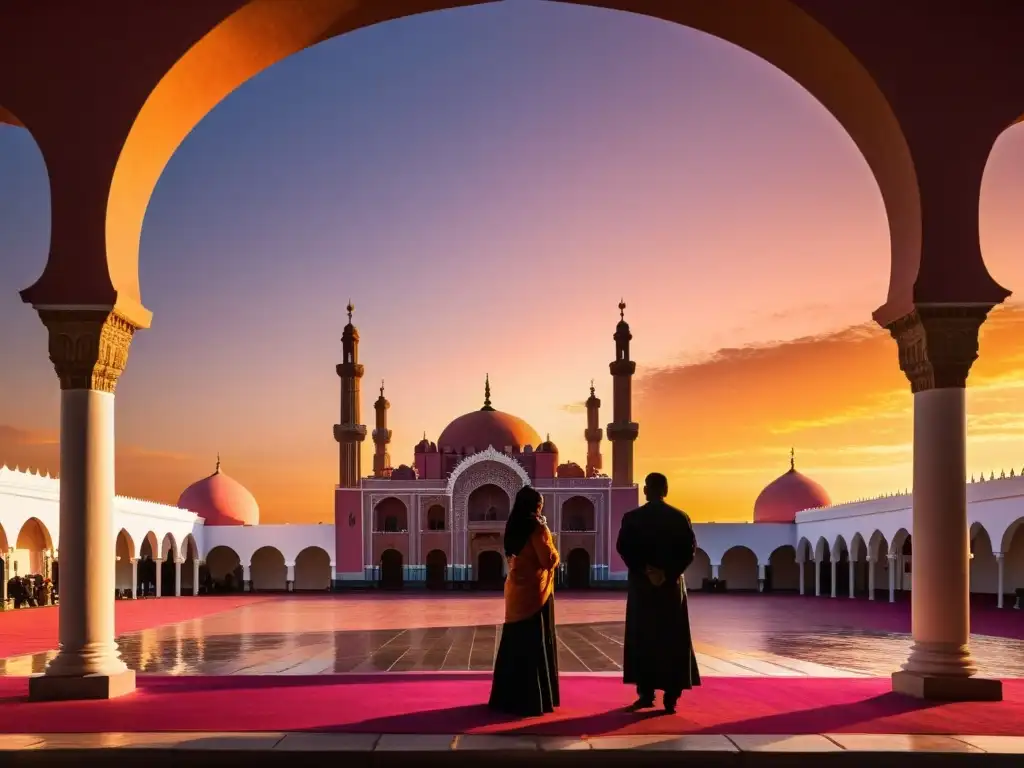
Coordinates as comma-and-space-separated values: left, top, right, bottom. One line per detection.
423, 431, 427, 441
215, 453, 221, 474
546, 433, 551, 442
590, 378, 595, 397
618, 299, 626, 320
481, 374, 494, 411
380, 379, 385, 397
346, 300, 354, 324
789, 447, 795, 472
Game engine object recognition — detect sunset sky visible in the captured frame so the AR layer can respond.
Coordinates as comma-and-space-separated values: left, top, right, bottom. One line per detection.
0, 3, 1022, 524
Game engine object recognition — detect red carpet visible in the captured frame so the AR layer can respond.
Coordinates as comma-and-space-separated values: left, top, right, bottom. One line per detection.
0, 675, 1021, 736
0, 596, 268, 658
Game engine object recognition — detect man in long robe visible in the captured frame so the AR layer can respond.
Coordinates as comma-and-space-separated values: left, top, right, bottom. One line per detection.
616, 472, 701, 713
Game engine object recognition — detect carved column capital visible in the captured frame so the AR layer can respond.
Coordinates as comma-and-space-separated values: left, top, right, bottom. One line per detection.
35, 308, 139, 394
885, 305, 992, 394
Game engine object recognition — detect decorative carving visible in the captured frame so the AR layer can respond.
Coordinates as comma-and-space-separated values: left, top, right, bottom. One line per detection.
445, 445, 530, 496
886, 306, 991, 394
36, 309, 138, 393
451, 460, 527, 529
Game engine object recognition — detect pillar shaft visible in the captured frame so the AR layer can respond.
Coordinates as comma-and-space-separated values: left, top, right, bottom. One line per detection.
798, 561, 805, 595
814, 561, 821, 597
174, 560, 182, 597
131, 559, 138, 599
192, 559, 200, 596
888, 555, 896, 603
868, 557, 876, 600
830, 560, 837, 598
995, 553, 1004, 609
155, 559, 163, 597
849, 560, 856, 598
887, 305, 1001, 701
29, 308, 138, 700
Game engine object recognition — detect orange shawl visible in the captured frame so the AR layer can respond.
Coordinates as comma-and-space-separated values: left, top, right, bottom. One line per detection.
503, 524, 559, 624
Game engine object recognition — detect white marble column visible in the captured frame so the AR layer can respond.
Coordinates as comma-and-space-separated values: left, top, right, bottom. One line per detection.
28, 308, 140, 701
192, 559, 200, 596
155, 558, 163, 597
711, 564, 720, 580
757, 563, 766, 593
995, 553, 1004, 609
173, 558, 182, 597
798, 561, 805, 595
888, 306, 1000, 700
830, 560, 837, 598
814, 560, 821, 596
1, 556, 7, 604
243, 563, 252, 591
849, 559, 856, 598
867, 556, 876, 600
888, 553, 896, 603
130, 558, 139, 599
286, 563, 295, 592
330, 562, 337, 592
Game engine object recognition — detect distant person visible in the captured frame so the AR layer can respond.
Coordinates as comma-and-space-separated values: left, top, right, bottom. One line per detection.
616, 472, 701, 713
488, 485, 561, 716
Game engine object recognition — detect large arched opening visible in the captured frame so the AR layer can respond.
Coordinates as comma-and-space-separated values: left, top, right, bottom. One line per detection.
999, 518, 1024, 607
294, 546, 332, 591
379, 548, 404, 590
684, 548, 712, 592
970, 523, 999, 601
425, 549, 448, 590
205, 545, 243, 592
468, 484, 510, 523
767, 545, 799, 592
565, 547, 591, 589
250, 546, 287, 591
719, 545, 758, 591
475, 549, 505, 590
561, 497, 596, 532
14, 517, 53, 578
374, 497, 408, 533
158, 533, 178, 596
180, 534, 199, 596
891, 529, 912, 595
114, 529, 135, 597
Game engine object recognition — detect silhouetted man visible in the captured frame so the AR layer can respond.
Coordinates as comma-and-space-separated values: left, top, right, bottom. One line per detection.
616, 472, 701, 713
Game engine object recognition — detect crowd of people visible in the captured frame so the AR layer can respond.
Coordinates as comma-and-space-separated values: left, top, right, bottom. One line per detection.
6, 573, 56, 609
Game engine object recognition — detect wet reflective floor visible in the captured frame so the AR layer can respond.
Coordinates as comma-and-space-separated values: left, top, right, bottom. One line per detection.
2, 593, 1022, 678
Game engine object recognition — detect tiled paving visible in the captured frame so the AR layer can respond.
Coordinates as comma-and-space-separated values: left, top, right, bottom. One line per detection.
2, 593, 1023, 678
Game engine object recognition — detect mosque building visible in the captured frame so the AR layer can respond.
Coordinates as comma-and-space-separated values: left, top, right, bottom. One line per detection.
0, 305, 1022, 609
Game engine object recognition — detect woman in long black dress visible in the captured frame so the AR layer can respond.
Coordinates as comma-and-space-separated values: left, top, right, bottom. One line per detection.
488, 485, 561, 716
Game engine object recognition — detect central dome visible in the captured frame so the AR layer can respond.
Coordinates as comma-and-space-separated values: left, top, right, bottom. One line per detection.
177, 457, 259, 527
438, 375, 542, 452
753, 452, 831, 523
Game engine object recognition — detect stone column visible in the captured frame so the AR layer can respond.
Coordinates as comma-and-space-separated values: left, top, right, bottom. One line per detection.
867, 556, 876, 601
888, 554, 897, 603
130, 558, 139, 599
995, 553, 1004, 609
28, 308, 138, 701
830, 560, 837, 598
887, 306, 1001, 701
330, 562, 337, 592
155, 558, 163, 597
798, 561, 805, 595
1, 556, 7, 605
192, 559, 200, 596
849, 560, 856, 599
711, 564, 720, 580
757, 563, 766, 593
286, 563, 295, 592
243, 564, 252, 592
814, 560, 821, 596
174, 558, 182, 597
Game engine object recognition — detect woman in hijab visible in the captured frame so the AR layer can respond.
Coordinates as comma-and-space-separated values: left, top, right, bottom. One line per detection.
488, 485, 561, 716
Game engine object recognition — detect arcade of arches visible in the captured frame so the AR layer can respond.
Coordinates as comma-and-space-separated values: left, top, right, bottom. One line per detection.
2, 1, 1024, 703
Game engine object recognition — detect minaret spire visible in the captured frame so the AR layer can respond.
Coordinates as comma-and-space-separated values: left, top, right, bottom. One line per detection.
372, 375, 392, 478
481, 374, 494, 411
608, 300, 639, 485
790, 447, 795, 472
334, 303, 367, 487
215, 453, 221, 474
585, 380, 603, 478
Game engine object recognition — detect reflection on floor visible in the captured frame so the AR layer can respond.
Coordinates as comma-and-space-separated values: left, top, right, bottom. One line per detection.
2, 593, 1022, 678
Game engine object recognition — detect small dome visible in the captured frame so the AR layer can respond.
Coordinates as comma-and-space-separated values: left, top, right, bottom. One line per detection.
537, 434, 558, 454
390, 464, 417, 481
753, 453, 830, 523
557, 461, 585, 478
177, 458, 259, 527
415, 433, 431, 453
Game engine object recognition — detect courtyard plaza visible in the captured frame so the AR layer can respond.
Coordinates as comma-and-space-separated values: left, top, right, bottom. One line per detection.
0, 592, 1022, 764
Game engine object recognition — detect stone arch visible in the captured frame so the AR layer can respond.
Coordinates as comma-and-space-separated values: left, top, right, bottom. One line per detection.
890, 528, 912, 593
374, 497, 408, 532
468, 483, 511, 523
561, 496, 596, 532
868, 530, 890, 599
426, 504, 446, 531
831, 534, 848, 559
0, 522, 8, 556
684, 548, 712, 591
294, 546, 331, 590
205, 545, 243, 592
14, 517, 53, 576
720, 545, 758, 591
565, 547, 591, 589
768, 545, 799, 592
140, 531, 159, 559
969, 522, 998, 597
476, 549, 504, 590
1003, 519, 1024, 603
178, 533, 199, 595
831, 534, 850, 597
250, 545, 287, 591
380, 548, 403, 590
868, 530, 889, 560
999, 517, 1024, 556
813, 536, 831, 563
83, 0, 929, 328
114, 528, 136, 594
159, 532, 179, 562
850, 533, 867, 561
849, 532, 868, 597
815, 536, 833, 596
795, 537, 813, 563
425, 549, 447, 590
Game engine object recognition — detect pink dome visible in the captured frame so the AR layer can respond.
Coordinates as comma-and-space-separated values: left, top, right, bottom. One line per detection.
438, 409, 542, 453
177, 459, 259, 526
753, 460, 830, 523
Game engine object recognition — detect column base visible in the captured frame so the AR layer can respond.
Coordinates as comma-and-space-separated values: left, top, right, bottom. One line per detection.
29, 668, 136, 702
892, 671, 1002, 702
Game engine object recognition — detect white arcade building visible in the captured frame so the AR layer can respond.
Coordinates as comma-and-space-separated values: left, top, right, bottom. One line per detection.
0, 453, 1022, 606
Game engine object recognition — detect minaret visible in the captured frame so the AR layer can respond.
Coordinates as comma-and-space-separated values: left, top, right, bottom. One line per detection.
607, 300, 639, 485
585, 379, 603, 478
333, 301, 367, 487
372, 380, 392, 478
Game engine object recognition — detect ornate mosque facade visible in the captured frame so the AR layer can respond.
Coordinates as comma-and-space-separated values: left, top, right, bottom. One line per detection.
0, 305, 1022, 607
